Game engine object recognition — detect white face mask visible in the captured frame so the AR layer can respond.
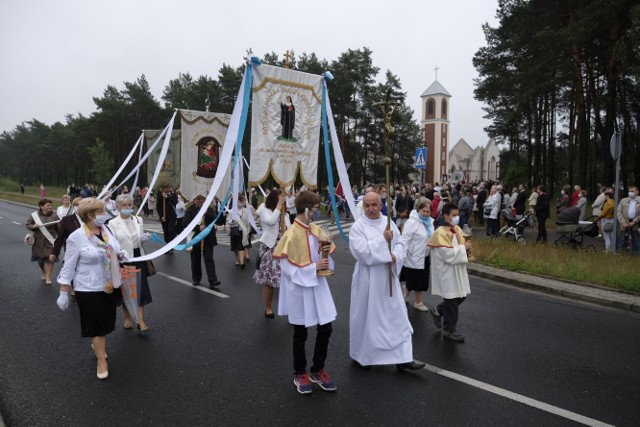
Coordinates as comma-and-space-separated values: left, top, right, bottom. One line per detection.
93, 214, 110, 227
629, 192, 637, 199
450, 215, 460, 226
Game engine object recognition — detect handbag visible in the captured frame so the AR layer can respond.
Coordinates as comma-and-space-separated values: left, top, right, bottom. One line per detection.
230, 225, 241, 238
24, 233, 35, 245
484, 207, 492, 216
603, 221, 614, 232
146, 260, 157, 276
256, 248, 267, 270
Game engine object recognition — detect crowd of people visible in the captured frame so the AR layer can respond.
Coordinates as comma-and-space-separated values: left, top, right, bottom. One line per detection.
22, 178, 638, 388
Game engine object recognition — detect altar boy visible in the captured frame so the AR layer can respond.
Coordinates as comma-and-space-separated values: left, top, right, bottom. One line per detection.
273, 190, 337, 395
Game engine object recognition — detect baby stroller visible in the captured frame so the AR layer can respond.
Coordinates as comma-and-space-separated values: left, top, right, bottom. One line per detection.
499, 208, 534, 244
554, 207, 599, 251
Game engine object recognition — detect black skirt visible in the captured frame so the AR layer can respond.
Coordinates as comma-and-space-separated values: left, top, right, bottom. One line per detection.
404, 256, 431, 292
75, 290, 121, 337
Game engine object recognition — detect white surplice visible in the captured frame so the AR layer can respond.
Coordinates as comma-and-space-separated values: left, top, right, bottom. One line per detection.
277, 225, 336, 327
349, 215, 414, 365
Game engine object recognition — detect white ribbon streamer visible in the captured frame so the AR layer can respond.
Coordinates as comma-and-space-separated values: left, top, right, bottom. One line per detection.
128, 66, 251, 262
325, 84, 359, 219
98, 133, 144, 199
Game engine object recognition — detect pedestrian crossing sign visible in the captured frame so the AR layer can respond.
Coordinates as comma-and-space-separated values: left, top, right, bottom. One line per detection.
415, 148, 427, 169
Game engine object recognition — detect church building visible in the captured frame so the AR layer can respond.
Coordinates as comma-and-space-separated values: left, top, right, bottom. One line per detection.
448, 137, 501, 183
420, 79, 451, 184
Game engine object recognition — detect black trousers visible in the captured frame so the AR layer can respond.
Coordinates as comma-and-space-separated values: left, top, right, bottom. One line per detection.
436, 297, 466, 333
293, 322, 332, 375
536, 217, 547, 242
190, 243, 218, 284
161, 218, 176, 243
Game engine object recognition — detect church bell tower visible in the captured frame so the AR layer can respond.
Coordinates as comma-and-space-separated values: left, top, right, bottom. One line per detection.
420, 73, 451, 185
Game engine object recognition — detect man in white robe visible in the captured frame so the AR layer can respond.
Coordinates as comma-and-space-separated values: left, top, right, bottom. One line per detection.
349, 191, 425, 371
428, 202, 472, 342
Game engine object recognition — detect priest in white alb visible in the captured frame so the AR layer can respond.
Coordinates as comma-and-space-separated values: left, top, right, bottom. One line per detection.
349, 191, 425, 371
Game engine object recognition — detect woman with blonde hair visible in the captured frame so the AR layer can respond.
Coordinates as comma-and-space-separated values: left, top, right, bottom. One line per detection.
56, 198, 127, 380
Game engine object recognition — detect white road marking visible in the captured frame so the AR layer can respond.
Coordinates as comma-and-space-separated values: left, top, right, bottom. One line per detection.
12, 221, 21, 225
156, 271, 229, 298
420, 362, 614, 426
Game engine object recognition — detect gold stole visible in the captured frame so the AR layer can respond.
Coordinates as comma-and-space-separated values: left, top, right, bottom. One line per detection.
427, 224, 466, 248
273, 220, 336, 267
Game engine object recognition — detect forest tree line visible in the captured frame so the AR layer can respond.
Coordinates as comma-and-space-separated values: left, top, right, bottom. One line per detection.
474, 0, 640, 197
0, 48, 423, 192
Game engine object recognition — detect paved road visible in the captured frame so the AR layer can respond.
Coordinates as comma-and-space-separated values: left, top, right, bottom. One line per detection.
1, 201, 639, 426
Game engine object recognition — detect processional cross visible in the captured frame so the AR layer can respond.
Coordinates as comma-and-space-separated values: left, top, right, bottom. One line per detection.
372, 86, 398, 297
284, 50, 292, 69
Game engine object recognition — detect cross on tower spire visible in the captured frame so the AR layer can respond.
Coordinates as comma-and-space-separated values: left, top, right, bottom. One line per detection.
434, 65, 439, 81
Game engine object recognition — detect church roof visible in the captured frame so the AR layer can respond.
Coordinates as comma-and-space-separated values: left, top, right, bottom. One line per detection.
421, 80, 451, 97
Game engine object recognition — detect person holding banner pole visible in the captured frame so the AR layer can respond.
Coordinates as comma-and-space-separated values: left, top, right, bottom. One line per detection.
253, 189, 287, 318
156, 186, 178, 255
183, 195, 221, 289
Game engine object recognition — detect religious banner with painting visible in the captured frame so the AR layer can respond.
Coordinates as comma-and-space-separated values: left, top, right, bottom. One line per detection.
179, 109, 232, 200
249, 64, 323, 189
144, 130, 181, 188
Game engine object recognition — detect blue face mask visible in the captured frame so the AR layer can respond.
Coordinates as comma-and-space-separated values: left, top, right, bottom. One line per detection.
93, 214, 110, 227
120, 208, 133, 216
418, 214, 431, 221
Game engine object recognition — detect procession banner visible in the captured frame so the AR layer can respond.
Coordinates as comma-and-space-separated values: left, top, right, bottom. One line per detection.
179, 109, 232, 200
144, 130, 181, 188
249, 64, 323, 189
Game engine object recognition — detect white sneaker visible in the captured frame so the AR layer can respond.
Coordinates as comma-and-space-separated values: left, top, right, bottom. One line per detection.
402, 285, 410, 303
414, 302, 429, 312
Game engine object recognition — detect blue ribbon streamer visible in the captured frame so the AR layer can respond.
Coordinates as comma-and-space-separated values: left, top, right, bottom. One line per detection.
321, 79, 348, 242
149, 61, 256, 250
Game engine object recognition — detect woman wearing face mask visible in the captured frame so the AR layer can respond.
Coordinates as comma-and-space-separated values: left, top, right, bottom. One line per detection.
55, 198, 128, 380
399, 201, 434, 312
109, 194, 153, 331
26, 198, 60, 285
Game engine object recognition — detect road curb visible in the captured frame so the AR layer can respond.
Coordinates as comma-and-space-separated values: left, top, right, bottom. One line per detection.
468, 264, 640, 313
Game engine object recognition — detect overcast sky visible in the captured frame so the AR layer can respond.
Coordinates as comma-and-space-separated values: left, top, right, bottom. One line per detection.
0, 0, 499, 148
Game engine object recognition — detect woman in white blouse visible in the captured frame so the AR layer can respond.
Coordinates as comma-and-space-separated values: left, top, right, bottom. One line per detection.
109, 194, 152, 332
56, 198, 127, 380
253, 189, 287, 318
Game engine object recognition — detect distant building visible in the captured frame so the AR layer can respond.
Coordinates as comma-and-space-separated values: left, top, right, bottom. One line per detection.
448, 137, 501, 183
420, 80, 451, 184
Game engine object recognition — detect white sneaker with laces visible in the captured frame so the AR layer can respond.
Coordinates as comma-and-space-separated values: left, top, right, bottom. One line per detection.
414, 302, 429, 312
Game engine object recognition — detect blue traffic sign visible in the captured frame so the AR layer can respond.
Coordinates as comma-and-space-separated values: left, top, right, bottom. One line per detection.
415, 147, 427, 169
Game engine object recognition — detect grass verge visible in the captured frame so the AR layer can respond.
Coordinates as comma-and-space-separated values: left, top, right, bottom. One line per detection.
474, 238, 640, 294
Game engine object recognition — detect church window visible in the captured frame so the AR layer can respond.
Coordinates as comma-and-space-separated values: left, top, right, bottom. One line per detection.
427, 99, 435, 116
441, 99, 447, 117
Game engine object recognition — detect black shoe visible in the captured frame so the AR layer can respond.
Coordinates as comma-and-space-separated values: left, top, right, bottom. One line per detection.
166, 250, 174, 255
209, 281, 221, 289
265, 310, 275, 319
192, 282, 201, 287
351, 359, 371, 370
430, 307, 442, 329
396, 361, 426, 372
443, 330, 465, 342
